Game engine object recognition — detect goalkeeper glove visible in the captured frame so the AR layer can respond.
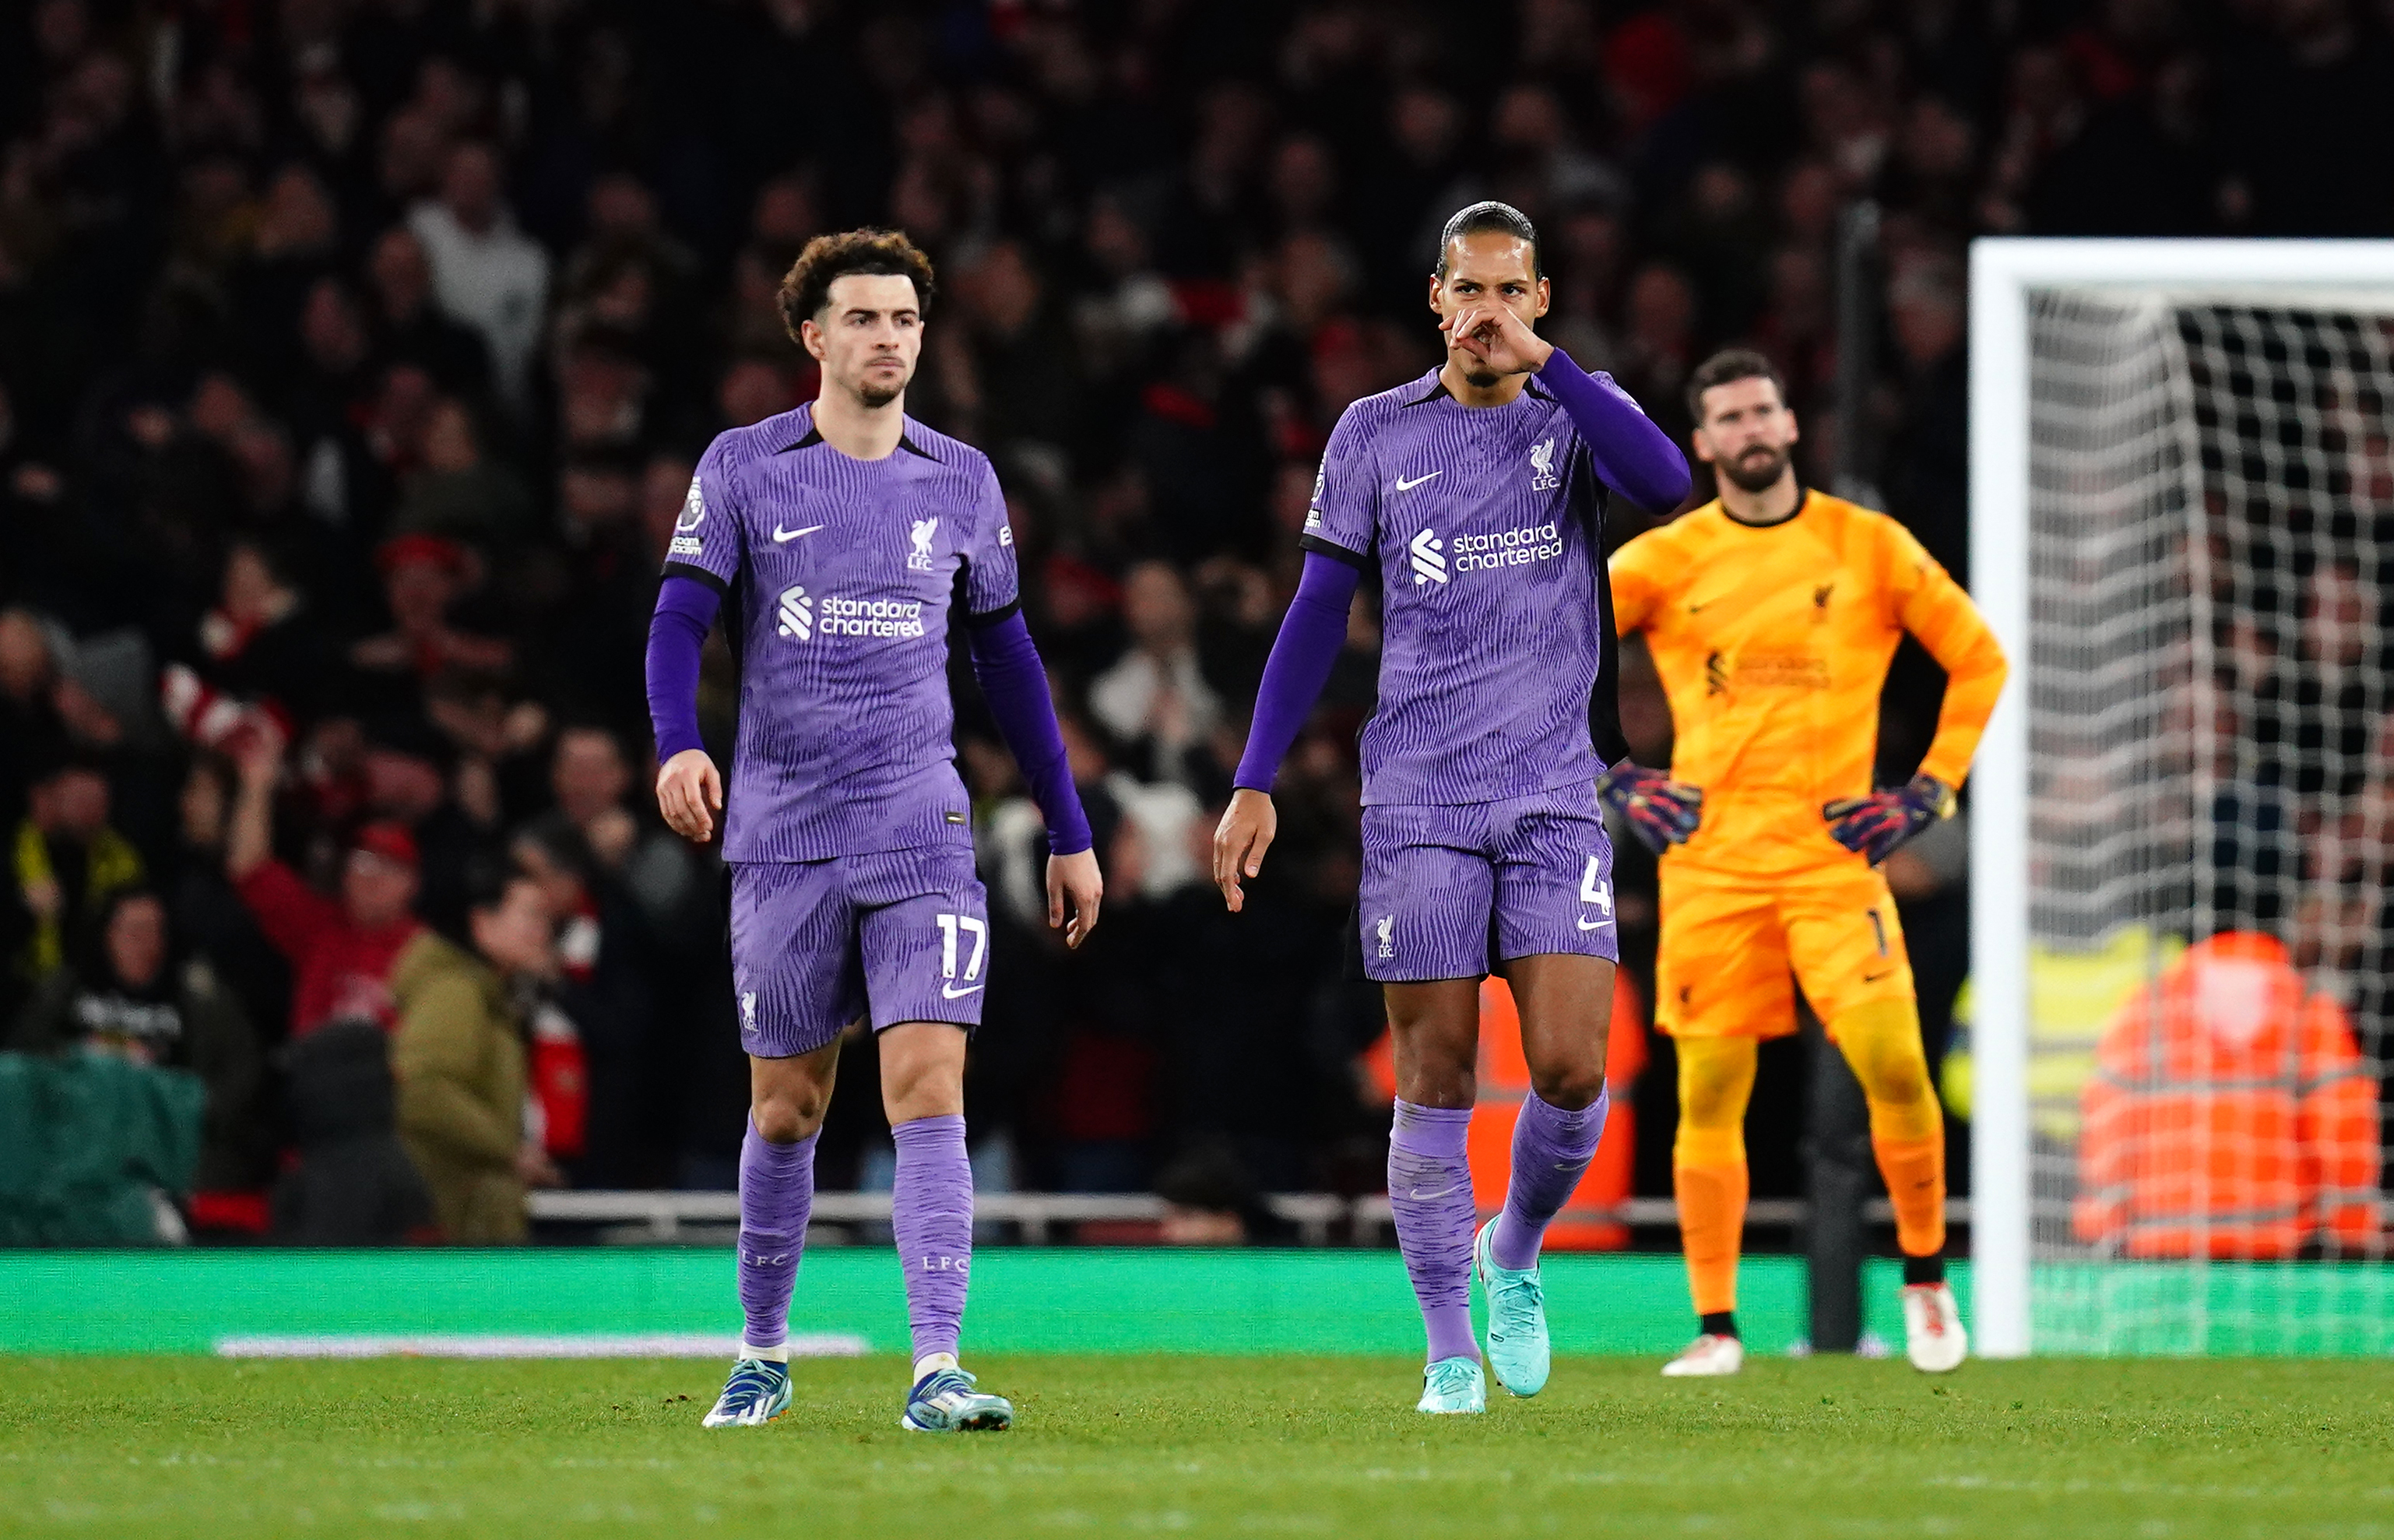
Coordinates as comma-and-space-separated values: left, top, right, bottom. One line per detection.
1597, 762, 1704, 856
1822, 774, 1955, 866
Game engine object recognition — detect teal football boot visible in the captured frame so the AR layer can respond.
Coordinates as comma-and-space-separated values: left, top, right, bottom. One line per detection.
1474, 1218, 1552, 1397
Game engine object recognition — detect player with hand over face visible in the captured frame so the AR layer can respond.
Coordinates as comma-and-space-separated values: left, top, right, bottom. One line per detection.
648, 229, 1101, 1434
1605, 350, 2006, 1377
1216, 202, 1689, 1414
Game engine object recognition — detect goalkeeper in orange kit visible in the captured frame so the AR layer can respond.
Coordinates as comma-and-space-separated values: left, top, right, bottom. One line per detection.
1601, 350, 2006, 1376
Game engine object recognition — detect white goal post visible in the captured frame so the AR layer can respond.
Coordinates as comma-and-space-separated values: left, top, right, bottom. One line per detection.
1969, 237, 2394, 1357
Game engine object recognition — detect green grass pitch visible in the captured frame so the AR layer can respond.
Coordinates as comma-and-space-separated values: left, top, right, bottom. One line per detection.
5, 1355, 2388, 1538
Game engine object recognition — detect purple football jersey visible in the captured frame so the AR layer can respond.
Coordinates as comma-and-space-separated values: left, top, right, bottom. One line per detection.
1302, 368, 1611, 807
664, 405, 1019, 862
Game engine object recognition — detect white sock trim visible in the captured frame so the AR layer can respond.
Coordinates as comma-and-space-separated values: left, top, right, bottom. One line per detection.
740, 1341, 790, 1364
912, 1352, 958, 1384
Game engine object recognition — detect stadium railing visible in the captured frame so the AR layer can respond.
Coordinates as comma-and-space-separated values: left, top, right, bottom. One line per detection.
528, 1190, 1971, 1245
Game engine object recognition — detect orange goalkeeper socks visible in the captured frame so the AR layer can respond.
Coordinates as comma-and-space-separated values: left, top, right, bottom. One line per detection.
1672, 1037, 1758, 1318
1673, 1148, 1749, 1317
1831, 1000, 1948, 1263
1871, 1134, 1946, 1260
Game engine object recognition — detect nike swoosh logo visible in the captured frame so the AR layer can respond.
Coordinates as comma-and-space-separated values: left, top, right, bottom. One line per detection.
1394, 472, 1442, 490
772, 524, 824, 542
1863, 969, 1892, 983
940, 982, 985, 1000
1406, 1183, 1463, 1201
1688, 599, 1715, 613
1577, 916, 1612, 930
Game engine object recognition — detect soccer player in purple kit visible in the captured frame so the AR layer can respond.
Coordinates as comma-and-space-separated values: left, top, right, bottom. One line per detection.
1213, 203, 1689, 1413
646, 229, 1102, 1433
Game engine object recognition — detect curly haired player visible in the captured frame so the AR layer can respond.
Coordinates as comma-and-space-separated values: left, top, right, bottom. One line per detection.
648, 229, 1102, 1433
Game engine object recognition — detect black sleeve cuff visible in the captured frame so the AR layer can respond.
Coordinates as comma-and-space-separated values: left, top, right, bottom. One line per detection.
962, 597, 1023, 630
661, 561, 728, 596
1298, 533, 1371, 571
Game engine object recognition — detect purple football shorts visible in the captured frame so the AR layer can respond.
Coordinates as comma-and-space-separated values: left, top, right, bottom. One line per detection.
1356, 784, 1619, 983
728, 845, 990, 1059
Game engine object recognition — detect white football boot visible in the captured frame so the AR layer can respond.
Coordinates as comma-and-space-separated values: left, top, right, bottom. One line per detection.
1901, 1282, 1967, 1373
1660, 1333, 1745, 1377
1416, 1355, 1487, 1414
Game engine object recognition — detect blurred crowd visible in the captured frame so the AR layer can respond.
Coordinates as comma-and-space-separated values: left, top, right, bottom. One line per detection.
3, 0, 2390, 1241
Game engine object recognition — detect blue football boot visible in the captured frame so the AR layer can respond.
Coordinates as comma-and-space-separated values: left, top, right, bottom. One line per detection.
701, 1357, 792, 1428
902, 1365, 1014, 1433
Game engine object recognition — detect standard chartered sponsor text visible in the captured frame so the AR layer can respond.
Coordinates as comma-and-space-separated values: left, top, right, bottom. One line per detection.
1449, 522, 1564, 572
818, 596, 928, 638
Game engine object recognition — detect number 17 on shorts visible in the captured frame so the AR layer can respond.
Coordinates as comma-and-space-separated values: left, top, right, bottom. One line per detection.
934, 912, 988, 1001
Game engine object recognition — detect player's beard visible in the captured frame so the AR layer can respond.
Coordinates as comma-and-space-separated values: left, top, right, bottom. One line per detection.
849, 356, 915, 410
1717, 442, 1791, 493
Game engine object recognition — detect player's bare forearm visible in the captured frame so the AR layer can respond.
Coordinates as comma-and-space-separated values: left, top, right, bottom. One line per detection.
656, 748, 723, 844
1211, 788, 1277, 913
1046, 848, 1103, 949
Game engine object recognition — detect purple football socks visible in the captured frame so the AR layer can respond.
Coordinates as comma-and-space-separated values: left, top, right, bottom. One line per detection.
891, 1113, 974, 1365
1491, 1088, 1608, 1271
737, 1118, 818, 1352
1387, 1099, 1478, 1364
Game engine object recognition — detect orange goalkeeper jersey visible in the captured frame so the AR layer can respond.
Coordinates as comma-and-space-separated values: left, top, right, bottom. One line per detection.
1608, 490, 2006, 877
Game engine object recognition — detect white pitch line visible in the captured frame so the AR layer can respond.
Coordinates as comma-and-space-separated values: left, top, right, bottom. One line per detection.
213, 1332, 869, 1359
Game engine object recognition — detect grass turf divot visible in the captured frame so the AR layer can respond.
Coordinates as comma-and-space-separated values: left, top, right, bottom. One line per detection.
4, 1355, 2388, 1539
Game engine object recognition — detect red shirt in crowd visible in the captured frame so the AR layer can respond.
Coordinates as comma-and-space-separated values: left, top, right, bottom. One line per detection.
236, 859, 423, 1035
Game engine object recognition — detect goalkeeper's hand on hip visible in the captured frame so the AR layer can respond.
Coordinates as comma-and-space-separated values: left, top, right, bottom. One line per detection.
1822, 774, 1955, 866
1596, 762, 1704, 856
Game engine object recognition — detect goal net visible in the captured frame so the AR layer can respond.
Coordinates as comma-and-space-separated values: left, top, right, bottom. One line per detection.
1973, 242, 2392, 1356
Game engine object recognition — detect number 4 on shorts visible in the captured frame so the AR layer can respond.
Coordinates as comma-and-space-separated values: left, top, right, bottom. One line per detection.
1580, 856, 1613, 915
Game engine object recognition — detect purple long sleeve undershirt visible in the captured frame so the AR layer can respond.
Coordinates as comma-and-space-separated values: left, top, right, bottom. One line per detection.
1538, 346, 1693, 513
643, 577, 1092, 855
647, 575, 718, 763
964, 610, 1094, 855
1231, 552, 1361, 793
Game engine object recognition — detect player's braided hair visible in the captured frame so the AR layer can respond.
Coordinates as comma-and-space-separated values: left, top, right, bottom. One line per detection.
1686, 347, 1788, 424
778, 228, 938, 343
1434, 201, 1541, 281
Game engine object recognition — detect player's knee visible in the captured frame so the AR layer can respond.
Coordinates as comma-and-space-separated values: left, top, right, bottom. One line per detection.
751, 1085, 828, 1144
882, 1064, 965, 1123
1528, 1061, 1605, 1112
1674, 1123, 1745, 1168
1387, 999, 1479, 1109
1394, 1064, 1475, 1110
1674, 1038, 1757, 1129
879, 1022, 968, 1122
1833, 1000, 1931, 1106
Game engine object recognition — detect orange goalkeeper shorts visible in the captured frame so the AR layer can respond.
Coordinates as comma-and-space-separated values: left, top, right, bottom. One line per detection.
1654, 857, 1915, 1041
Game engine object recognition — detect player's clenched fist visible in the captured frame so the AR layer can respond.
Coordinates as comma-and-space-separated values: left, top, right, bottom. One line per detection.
1441, 298, 1552, 377
656, 747, 724, 843
1212, 787, 1278, 913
